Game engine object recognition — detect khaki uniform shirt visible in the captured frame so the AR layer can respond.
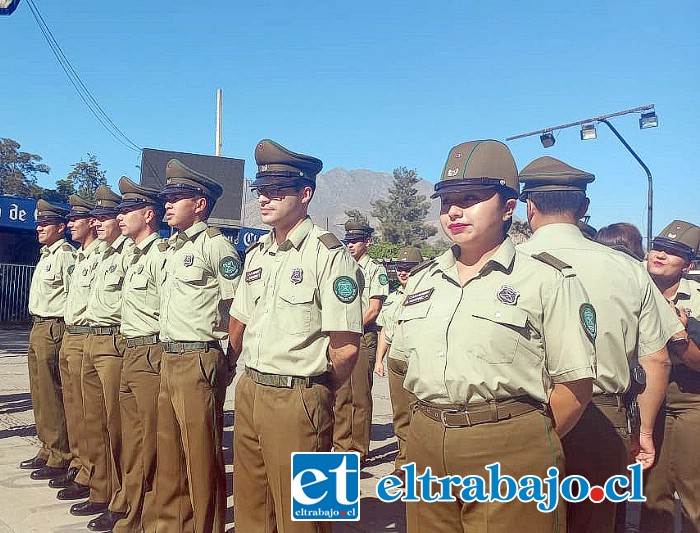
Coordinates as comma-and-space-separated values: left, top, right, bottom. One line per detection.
357, 254, 389, 325
667, 277, 700, 367
393, 238, 596, 405
160, 221, 241, 342
28, 238, 75, 318
231, 217, 364, 377
519, 223, 683, 394
120, 232, 168, 338
64, 239, 108, 326
377, 287, 404, 357
85, 235, 134, 326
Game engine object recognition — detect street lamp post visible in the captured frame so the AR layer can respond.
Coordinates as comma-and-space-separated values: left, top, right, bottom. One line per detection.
506, 105, 657, 251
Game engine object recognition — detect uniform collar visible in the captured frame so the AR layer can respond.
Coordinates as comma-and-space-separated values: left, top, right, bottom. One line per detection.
270, 217, 313, 252
675, 277, 693, 302
42, 238, 66, 256
433, 238, 516, 281
133, 232, 159, 255
357, 253, 371, 268
109, 234, 129, 253
184, 221, 208, 241
78, 238, 101, 260
531, 223, 584, 245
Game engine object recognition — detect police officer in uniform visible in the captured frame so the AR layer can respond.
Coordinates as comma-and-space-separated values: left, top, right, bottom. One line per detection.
155, 159, 241, 533
57, 195, 106, 502
373, 246, 422, 480
517, 156, 681, 533
21, 200, 74, 482
642, 220, 700, 533
78, 186, 133, 530
333, 220, 388, 462
113, 177, 167, 533
229, 139, 364, 533
392, 140, 596, 532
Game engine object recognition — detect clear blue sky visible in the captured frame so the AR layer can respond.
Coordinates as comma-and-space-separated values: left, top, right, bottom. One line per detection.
3, 0, 699, 241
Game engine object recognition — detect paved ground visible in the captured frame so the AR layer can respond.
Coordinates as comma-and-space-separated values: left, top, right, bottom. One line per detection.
0, 325, 405, 532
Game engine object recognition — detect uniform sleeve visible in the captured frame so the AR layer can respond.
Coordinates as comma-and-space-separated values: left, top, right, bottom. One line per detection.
61, 250, 76, 294
543, 274, 597, 383
317, 246, 363, 333
208, 236, 243, 300
230, 252, 254, 325
369, 263, 390, 299
638, 271, 684, 357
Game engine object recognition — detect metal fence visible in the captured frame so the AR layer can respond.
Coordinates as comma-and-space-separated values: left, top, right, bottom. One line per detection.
0, 263, 34, 322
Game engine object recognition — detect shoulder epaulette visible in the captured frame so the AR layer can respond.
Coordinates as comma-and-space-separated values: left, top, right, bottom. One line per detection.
61, 243, 74, 252
409, 259, 435, 277
532, 252, 575, 276
157, 242, 169, 252
206, 227, 222, 238
319, 232, 342, 250
245, 240, 262, 254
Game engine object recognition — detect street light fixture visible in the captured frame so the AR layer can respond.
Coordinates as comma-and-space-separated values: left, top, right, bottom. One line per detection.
540, 132, 556, 148
506, 104, 658, 251
580, 124, 597, 140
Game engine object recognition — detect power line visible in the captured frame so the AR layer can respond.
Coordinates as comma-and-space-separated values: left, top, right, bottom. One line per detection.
25, 0, 142, 153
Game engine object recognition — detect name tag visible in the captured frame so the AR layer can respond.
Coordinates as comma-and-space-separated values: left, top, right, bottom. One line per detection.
403, 288, 434, 306
245, 267, 262, 283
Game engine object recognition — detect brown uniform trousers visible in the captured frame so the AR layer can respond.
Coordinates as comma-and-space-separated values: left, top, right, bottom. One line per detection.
562, 396, 630, 533
155, 345, 227, 533
406, 406, 566, 533
27, 318, 70, 467
642, 368, 700, 533
387, 357, 416, 469
82, 332, 127, 513
233, 372, 334, 533
115, 343, 162, 533
59, 329, 92, 485
333, 330, 377, 461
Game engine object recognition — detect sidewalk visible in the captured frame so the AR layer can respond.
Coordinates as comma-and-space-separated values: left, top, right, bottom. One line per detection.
0, 325, 405, 532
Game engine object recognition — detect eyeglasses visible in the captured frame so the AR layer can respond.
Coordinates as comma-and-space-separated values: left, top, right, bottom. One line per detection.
251, 186, 298, 200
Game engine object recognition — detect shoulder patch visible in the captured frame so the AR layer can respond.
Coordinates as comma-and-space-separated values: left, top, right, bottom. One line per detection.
206, 227, 222, 238
61, 243, 74, 252
409, 259, 435, 277
245, 240, 262, 254
319, 232, 342, 249
531, 252, 575, 276
157, 242, 169, 252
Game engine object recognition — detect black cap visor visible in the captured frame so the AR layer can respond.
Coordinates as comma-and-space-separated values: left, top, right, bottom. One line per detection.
432, 177, 511, 199
651, 238, 694, 261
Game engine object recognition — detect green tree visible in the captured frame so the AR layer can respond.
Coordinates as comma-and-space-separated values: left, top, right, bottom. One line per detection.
0, 138, 50, 198
343, 208, 370, 227
64, 154, 107, 200
370, 166, 437, 245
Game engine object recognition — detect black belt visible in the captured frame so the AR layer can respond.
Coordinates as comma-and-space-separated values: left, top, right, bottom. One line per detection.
66, 325, 91, 334
32, 316, 62, 323
245, 366, 329, 389
125, 334, 159, 348
592, 393, 624, 408
363, 324, 378, 334
90, 326, 119, 336
160, 341, 220, 353
416, 396, 543, 428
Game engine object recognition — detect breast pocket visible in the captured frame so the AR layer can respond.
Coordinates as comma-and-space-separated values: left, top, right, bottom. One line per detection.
104, 272, 124, 292
471, 304, 529, 364
175, 259, 208, 286
42, 272, 63, 287
276, 286, 316, 335
396, 301, 433, 357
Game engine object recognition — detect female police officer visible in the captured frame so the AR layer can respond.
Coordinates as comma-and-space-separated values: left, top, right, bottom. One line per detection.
390, 140, 596, 533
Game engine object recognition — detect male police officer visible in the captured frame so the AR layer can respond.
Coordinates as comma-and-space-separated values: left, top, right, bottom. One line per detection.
57, 195, 105, 502
229, 139, 364, 533
156, 159, 240, 533
374, 246, 422, 480
642, 220, 700, 533
22, 200, 74, 482
78, 186, 133, 531
333, 220, 388, 462
113, 177, 166, 533
517, 156, 680, 533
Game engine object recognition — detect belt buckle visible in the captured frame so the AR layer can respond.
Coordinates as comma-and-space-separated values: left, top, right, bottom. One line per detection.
440, 408, 468, 428
282, 375, 294, 388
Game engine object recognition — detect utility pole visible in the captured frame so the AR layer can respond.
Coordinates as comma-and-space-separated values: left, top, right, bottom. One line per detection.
215, 89, 223, 156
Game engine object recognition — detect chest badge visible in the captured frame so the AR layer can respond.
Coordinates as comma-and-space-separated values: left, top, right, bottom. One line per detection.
290, 268, 303, 284
136, 264, 144, 275
108, 263, 117, 273
496, 285, 519, 305
245, 267, 263, 283
183, 253, 194, 267
45, 263, 51, 272
81, 267, 89, 276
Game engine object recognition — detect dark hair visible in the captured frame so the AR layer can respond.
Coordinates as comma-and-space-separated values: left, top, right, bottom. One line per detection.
595, 222, 645, 261
528, 191, 587, 215
497, 191, 514, 234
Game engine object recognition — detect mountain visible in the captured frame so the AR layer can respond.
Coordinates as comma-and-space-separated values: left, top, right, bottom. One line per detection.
241, 167, 441, 239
